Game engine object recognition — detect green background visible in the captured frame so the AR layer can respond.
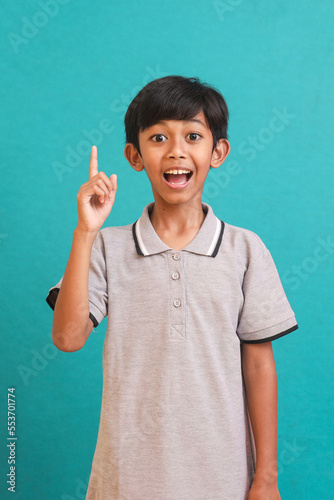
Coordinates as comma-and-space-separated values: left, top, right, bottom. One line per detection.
1, 1, 333, 498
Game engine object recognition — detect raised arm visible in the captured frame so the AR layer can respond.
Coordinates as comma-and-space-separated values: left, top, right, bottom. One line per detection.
52, 146, 117, 352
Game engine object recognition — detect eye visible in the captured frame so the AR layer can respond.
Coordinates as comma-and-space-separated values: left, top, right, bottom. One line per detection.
151, 134, 166, 142
186, 133, 201, 141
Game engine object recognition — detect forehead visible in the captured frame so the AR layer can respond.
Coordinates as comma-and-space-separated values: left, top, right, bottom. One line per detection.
143, 110, 209, 130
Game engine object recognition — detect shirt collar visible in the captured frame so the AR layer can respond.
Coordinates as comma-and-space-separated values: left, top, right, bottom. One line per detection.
132, 202, 225, 258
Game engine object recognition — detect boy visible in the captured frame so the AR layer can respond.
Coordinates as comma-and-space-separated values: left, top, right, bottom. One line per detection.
47, 76, 298, 499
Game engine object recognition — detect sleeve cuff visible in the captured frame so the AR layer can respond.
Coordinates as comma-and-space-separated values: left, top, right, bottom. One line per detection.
88, 300, 105, 327
46, 287, 59, 310
238, 316, 299, 344
46, 287, 100, 329
240, 324, 298, 344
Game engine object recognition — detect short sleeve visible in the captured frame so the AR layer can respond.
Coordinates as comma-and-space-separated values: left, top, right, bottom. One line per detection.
237, 240, 298, 343
45, 231, 108, 328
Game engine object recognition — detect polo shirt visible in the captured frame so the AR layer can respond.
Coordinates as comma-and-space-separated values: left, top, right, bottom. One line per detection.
46, 202, 298, 500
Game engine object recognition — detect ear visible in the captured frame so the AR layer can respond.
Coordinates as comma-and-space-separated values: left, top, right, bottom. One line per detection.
211, 139, 230, 169
124, 143, 144, 172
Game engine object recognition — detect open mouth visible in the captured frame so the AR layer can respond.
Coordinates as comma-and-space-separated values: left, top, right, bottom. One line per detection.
163, 169, 193, 185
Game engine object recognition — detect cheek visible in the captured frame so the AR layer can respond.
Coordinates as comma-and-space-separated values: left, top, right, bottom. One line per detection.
142, 149, 161, 165
196, 150, 213, 167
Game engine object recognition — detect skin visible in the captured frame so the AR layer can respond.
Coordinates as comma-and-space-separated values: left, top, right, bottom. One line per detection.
53, 111, 281, 498
52, 146, 117, 352
242, 342, 281, 499
124, 110, 230, 249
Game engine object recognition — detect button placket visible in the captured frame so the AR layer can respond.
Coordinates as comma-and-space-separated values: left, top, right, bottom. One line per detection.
168, 251, 186, 341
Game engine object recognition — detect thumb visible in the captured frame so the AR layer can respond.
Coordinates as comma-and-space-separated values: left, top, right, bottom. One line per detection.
110, 173, 118, 189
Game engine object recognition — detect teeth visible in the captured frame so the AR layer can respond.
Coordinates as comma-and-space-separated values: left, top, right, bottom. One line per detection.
165, 169, 191, 174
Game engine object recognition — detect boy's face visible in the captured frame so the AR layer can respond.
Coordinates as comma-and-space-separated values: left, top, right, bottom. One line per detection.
125, 110, 230, 208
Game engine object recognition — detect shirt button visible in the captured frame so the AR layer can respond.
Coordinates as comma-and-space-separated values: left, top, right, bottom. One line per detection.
173, 299, 181, 308
171, 272, 180, 280
172, 253, 181, 261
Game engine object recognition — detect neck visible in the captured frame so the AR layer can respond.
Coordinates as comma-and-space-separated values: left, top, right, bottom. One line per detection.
149, 198, 206, 236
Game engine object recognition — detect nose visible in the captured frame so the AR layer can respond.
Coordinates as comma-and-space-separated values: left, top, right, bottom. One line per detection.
167, 136, 187, 159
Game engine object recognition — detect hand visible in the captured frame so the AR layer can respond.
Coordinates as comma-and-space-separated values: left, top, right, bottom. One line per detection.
76, 146, 117, 233
248, 477, 281, 500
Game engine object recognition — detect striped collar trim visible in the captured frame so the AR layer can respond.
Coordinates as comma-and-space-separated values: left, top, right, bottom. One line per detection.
132, 203, 225, 258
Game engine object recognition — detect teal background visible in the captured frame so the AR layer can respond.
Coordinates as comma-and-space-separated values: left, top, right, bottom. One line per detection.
1, 1, 333, 498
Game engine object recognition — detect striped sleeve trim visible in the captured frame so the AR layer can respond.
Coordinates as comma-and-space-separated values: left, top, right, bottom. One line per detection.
240, 324, 298, 344
46, 287, 99, 328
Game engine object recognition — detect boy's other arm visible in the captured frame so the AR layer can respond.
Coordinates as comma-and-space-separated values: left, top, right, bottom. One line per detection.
241, 342, 281, 500
52, 146, 117, 352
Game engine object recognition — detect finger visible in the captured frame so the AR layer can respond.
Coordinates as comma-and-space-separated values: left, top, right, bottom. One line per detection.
95, 173, 117, 200
106, 174, 117, 203
96, 171, 115, 194
109, 174, 117, 192
93, 185, 107, 204
89, 146, 98, 180
95, 178, 111, 203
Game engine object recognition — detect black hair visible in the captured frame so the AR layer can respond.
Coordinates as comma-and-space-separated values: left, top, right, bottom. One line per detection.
124, 75, 229, 155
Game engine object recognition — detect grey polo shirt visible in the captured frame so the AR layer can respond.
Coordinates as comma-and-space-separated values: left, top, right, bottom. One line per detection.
47, 202, 298, 500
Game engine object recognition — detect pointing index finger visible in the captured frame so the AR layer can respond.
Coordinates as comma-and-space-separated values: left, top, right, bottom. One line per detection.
89, 145, 98, 179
